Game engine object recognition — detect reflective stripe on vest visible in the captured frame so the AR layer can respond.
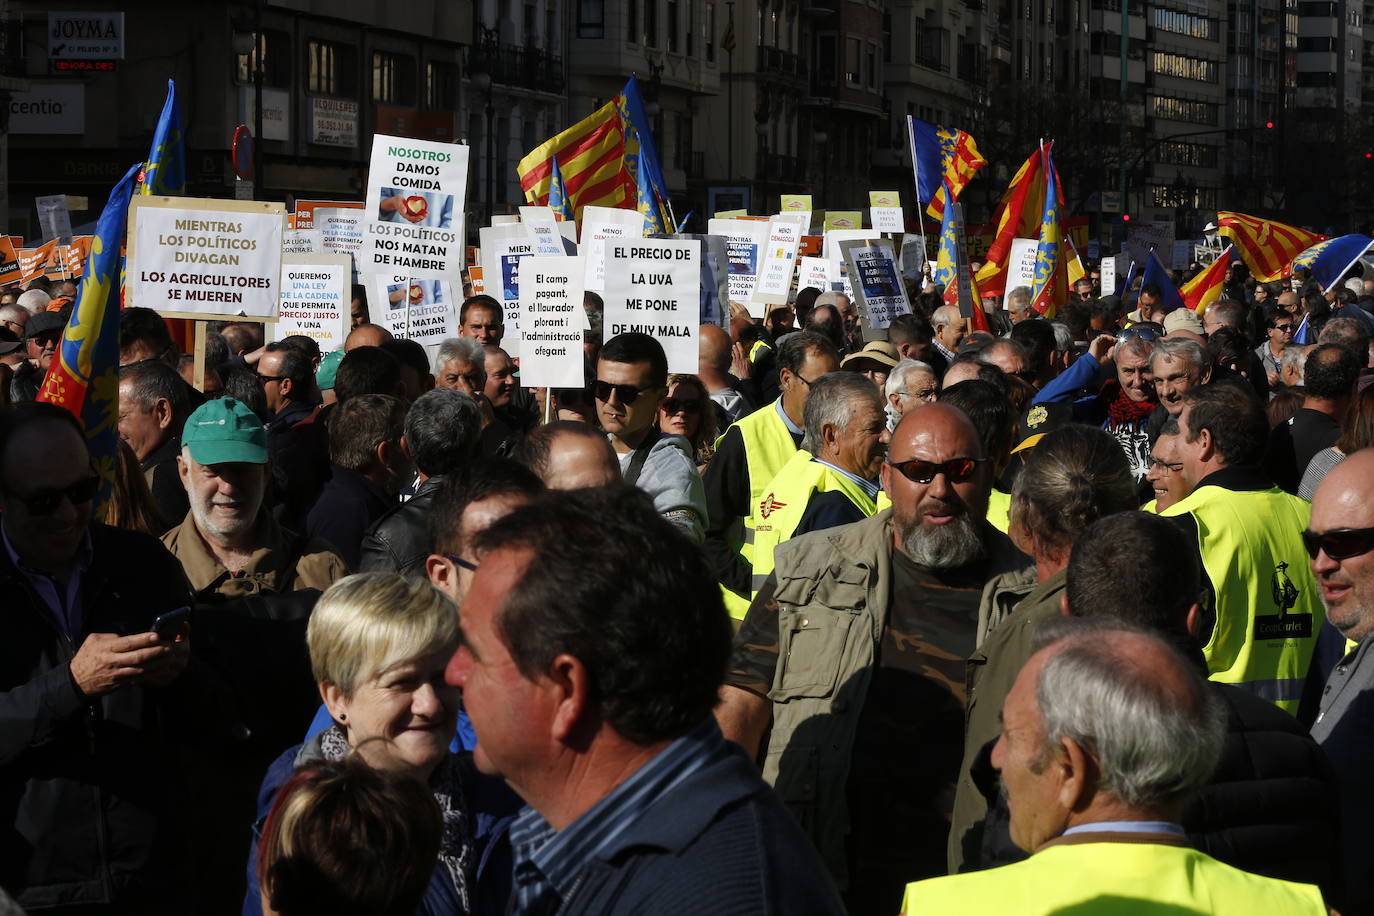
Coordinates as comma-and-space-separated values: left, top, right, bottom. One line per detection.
987, 487, 1012, 533
749, 339, 774, 363
1161, 484, 1322, 714
748, 449, 881, 597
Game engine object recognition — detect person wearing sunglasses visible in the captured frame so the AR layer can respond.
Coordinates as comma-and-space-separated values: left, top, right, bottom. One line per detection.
657, 373, 717, 466
1257, 308, 1296, 387
596, 332, 707, 544
717, 404, 1029, 911
1156, 383, 1321, 717
0, 402, 199, 910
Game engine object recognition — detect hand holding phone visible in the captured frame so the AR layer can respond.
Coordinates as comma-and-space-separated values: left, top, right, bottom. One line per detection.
151, 606, 190, 642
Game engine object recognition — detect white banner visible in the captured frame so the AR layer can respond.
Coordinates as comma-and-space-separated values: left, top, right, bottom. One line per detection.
707, 218, 769, 306
1003, 237, 1040, 308
870, 206, 904, 233
518, 256, 586, 389
580, 206, 646, 292
371, 274, 458, 346
479, 224, 536, 355
750, 218, 803, 312
362, 134, 468, 279
274, 254, 350, 352
603, 238, 700, 374
316, 208, 364, 280
799, 256, 831, 292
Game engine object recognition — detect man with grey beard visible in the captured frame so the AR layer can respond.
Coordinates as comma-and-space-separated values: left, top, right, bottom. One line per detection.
715, 403, 1029, 916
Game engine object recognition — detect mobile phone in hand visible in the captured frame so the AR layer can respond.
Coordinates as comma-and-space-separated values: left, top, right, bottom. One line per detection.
151, 607, 190, 641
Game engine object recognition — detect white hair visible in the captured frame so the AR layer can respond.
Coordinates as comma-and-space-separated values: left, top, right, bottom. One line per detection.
884, 358, 934, 400
16, 290, 49, 314
1007, 286, 1032, 310
433, 336, 485, 373
801, 372, 881, 455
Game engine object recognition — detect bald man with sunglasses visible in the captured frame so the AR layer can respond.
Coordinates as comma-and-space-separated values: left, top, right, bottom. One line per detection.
716, 403, 1029, 915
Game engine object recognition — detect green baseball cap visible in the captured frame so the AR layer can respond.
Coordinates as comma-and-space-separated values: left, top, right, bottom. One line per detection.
316, 349, 345, 390
182, 397, 268, 465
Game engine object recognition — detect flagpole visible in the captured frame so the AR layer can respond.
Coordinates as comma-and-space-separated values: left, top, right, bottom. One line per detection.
907, 117, 930, 282
726, 2, 735, 189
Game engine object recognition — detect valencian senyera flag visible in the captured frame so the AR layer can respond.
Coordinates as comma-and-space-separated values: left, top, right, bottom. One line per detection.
140, 79, 185, 196
518, 75, 671, 230
1291, 233, 1374, 292
37, 163, 141, 519
546, 157, 573, 221
907, 116, 986, 221
975, 143, 1054, 299
1216, 211, 1325, 283
932, 179, 959, 288
1182, 246, 1234, 314
1029, 143, 1068, 318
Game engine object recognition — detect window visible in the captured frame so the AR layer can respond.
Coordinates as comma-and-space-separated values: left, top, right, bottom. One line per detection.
816, 32, 837, 86
425, 60, 458, 110
865, 42, 877, 87
845, 35, 861, 83
235, 29, 291, 87
1151, 8, 1217, 39
668, 0, 680, 51
1152, 49, 1218, 81
644, 0, 658, 46
524, 3, 537, 45
1149, 95, 1219, 124
628, 0, 638, 43
687, 0, 697, 54
307, 39, 356, 96
372, 51, 416, 104
579, 0, 605, 38
1157, 140, 1217, 168
706, 2, 716, 60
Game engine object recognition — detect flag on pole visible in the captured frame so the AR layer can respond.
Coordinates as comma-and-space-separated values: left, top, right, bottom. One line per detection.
1216, 211, 1326, 283
974, 144, 1054, 299
518, 100, 632, 221
1029, 144, 1068, 318
932, 179, 958, 288
37, 163, 141, 518
1067, 237, 1086, 286
1290, 233, 1374, 291
1141, 250, 1186, 314
140, 80, 185, 196
546, 157, 573, 221
1181, 246, 1234, 314
616, 75, 673, 235
907, 117, 986, 221
721, 18, 736, 54
1293, 313, 1313, 345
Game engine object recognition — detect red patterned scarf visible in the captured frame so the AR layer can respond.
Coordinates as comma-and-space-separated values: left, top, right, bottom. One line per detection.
1101, 379, 1156, 425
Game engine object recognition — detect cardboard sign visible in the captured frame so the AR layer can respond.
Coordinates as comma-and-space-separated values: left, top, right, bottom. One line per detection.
707, 218, 769, 305
750, 218, 803, 313
799, 256, 831, 292
362, 134, 469, 279
371, 274, 458, 345
603, 237, 700, 374
274, 254, 350, 352
1100, 256, 1117, 295
580, 206, 646, 292
467, 266, 485, 295
128, 196, 284, 320
870, 207, 905, 233
1003, 237, 1040, 307
281, 229, 323, 254
823, 229, 877, 301
518, 255, 586, 389
0, 237, 22, 286
315, 208, 364, 280
672, 233, 730, 329
294, 199, 362, 230
1124, 219, 1174, 274
479, 224, 536, 353
839, 238, 910, 330
18, 240, 57, 282
519, 206, 572, 256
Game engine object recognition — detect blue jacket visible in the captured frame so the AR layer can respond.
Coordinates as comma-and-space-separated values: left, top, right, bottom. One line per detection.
1033, 350, 1109, 421
242, 734, 521, 916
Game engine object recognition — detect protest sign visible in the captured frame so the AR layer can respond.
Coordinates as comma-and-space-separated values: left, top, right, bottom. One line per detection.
750, 218, 803, 313
708, 218, 768, 305
518, 255, 586, 389
603, 237, 700, 374
281, 229, 323, 254
316, 207, 364, 279
36, 195, 73, 243
799, 256, 831, 292
824, 229, 877, 300
18, 240, 56, 282
868, 191, 904, 233
779, 193, 812, 234
1170, 240, 1192, 270
129, 196, 284, 320
898, 234, 926, 280
1100, 256, 1117, 295
580, 206, 646, 292
673, 233, 729, 328
468, 266, 485, 295
1003, 237, 1039, 307
480, 223, 536, 353
714, 208, 747, 219
370, 273, 458, 345
519, 206, 573, 256
294, 199, 362, 230
839, 238, 910, 330
362, 134, 468, 279
824, 211, 862, 231
0, 238, 24, 286
274, 253, 350, 352
1124, 219, 1174, 273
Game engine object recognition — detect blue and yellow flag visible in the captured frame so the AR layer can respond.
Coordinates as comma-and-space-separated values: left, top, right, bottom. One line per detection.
616, 75, 672, 234
38, 163, 141, 518
932, 179, 958, 288
547, 157, 573, 221
1142, 250, 1186, 314
907, 116, 987, 220
1292, 233, 1374, 291
1029, 144, 1067, 318
140, 79, 185, 196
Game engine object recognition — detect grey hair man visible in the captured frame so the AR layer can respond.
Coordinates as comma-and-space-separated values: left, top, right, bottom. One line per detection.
0, 303, 29, 338
931, 304, 966, 364
117, 360, 192, 529
1281, 344, 1312, 388
1150, 337, 1211, 418
1006, 286, 1033, 324
360, 387, 484, 578
978, 338, 1029, 378
884, 358, 938, 429
433, 336, 488, 400
16, 288, 50, 316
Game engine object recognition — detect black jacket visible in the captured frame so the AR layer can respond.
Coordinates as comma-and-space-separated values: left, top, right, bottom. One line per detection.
358, 475, 444, 578
266, 400, 329, 532
303, 464, 393, 570
0, 524, 194, 910
140, 432, 188, 534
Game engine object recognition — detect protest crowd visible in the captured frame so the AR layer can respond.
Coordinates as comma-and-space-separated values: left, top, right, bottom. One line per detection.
5, 77, 1374, 916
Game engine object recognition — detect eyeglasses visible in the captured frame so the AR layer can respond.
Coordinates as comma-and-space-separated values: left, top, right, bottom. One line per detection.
1301, 526, 1374, 561
16, 475, 100, 516
887, 457, 985, 484
1273, 324, 1295, 333
1149, 458, 1184, 474
1115, 326, 1161, 343
444, 553, 479, 572
1, 319, 23, 333
794, 373, 816, 387
593, 379, 656, 404
661, 397, 702, 415
255, 372, 285, 385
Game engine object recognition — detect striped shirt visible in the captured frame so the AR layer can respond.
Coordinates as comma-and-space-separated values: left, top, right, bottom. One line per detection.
509, 718, 721, 914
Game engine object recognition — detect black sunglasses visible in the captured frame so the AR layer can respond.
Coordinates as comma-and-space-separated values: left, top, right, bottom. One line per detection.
1116, 326, 1162, 343
17, 475, 100, 516
1301, 527, 1374, 561
1273, 324, 1295, 333
444, 553, 479, 572
255, 372, 285, 385
887, 457, 985, 484
661, 397, 702, 415
594, 379, 657, 404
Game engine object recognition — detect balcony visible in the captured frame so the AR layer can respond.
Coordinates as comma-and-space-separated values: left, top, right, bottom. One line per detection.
472, 41, 565, 94
756, 45, 807, 79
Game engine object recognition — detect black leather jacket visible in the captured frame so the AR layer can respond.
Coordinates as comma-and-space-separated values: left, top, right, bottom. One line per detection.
358, 475, 444, 578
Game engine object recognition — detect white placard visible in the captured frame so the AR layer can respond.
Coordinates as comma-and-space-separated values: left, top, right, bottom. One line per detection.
708, 218, 769, 305
519, 206, 569, 256
281, 229, 323, 254
1100, 256, 1117, 295
316, 208, 364, 280
518, 255, 586, 388
580, 206, 646, 292
35, 194, 72, 242
274, 254, 350, 352
480, 224, 537, 354
824, 229, 876, 302
750, 218, 803, 313
131, 198, 284, 319
1003, 237, 1040, 307
839, 239, 910, 330
603, 238, 700, 374
371, 274, 458, 346
799, 256, 831, 292
870, 206, 905, 233
309, 98, 359, 148
362, 134, 469, 279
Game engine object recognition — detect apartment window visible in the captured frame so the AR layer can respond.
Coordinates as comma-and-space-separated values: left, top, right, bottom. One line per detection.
1149, 95, 1219, 124
235, 29, 291, 87
372, 51, 416, 104
644, 0, 658, 47
425, 60, 458, 110
668, 0, 680, 51
307, 39, 356, 96
706, 1, 716, 60
816, 32, 837, 85
628, 0, 638, 43
1152, 49, 1218, 81
578, 0, 605, 38
524, 3, 537, 44
687, 0, 697, 54
547, 9, 557, 51
845, 36, 862, 83
865, 42, 877, 87
1151, 8, 1217, 39
1157, 140, 1217, 168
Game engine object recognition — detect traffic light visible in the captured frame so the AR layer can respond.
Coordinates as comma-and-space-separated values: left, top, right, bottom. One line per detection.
1265, 121, 1275, 129
1122, 213, 1132, 223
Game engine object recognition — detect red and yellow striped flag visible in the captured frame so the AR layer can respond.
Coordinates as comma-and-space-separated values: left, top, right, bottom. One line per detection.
973, 144, 1052, 298
1181, 245, 1234, 314
517, 100, 632, 223
1216, 211, 1325, 283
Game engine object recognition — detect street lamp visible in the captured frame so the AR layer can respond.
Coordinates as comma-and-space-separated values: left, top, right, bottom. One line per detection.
468, 41, 495, 226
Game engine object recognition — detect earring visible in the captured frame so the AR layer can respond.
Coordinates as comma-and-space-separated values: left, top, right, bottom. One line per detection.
339, 713, 347, 721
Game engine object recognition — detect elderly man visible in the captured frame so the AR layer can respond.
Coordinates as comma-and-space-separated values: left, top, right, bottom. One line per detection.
343, 322, 392, 350
11, 310, 65, 402
1006, 285, 1033, 323
118, 306, 179, 368
433, 336, 487, 398
1034, 332, 1158, 480
1146, 336, 1212, 447
906, 625, 1326, 914
447, 486, 844, 914
118, 360, 192, 529
978, 338, 1029, 378
0, 403, 194, 910
1162, 384, 1321, 713
1307, 449, 1374, 913
698, 323, 754, 424
517, 420, 621, 490
163, 397, 346, 601
930, 304, 965, 368
0, 302, 28, 338
884, 358, 938, 430
703, 331, 840, 619
717, 404, 1028, 913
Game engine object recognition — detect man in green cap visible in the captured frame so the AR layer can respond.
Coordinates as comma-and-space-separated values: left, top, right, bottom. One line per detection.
162, 397, 347, 600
